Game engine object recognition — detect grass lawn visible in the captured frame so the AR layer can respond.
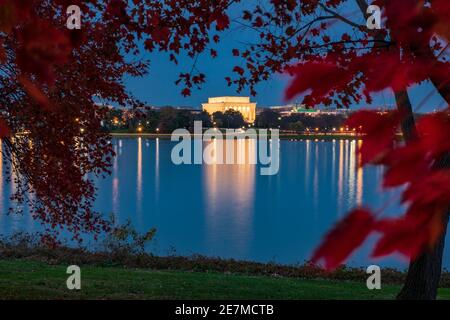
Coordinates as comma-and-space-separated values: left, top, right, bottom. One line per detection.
1, 259, 449, 300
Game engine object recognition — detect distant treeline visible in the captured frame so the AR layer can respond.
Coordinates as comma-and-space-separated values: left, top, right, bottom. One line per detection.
103, 107, 349, 133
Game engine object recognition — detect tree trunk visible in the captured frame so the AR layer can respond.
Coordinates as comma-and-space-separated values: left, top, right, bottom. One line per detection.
395, 8, 450, 301
397, 213, 449, 299
397, 154, 450, 300
394, 90, 417, 140
397, 155, 450, 300
429, 62, 450, 105
395, 90, 449, 299
394, 89, 450, 300
354, 0, 449, 300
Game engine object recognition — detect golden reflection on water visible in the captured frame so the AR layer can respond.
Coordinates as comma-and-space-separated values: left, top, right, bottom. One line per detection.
304, 140, 310, 192
203, 139, 256, 254
112, 144, 119, 216
348, 140, 356, 203
338, 140, 344, 215
313, 142, 319, 213
155, 138, 160, 199
203, 138, 365, 224
137, 137, 143, 219
356, 140, 364, 205
337, 139, 365, 213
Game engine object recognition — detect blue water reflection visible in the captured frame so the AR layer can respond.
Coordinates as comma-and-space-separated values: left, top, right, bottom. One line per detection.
1, 138, 448, 270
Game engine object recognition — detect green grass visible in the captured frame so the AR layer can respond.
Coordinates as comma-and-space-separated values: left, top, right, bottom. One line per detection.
1, 259, 449, 300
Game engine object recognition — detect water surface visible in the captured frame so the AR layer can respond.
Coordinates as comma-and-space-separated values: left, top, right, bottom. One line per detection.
1, 138, 448, 270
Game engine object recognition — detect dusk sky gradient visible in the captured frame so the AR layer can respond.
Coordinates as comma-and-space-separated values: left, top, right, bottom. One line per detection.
124, 2, 448, 112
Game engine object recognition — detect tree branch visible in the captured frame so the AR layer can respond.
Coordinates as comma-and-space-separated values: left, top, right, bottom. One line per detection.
318, 3, 364, 29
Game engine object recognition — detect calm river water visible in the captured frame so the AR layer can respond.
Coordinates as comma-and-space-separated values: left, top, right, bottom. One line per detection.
1, 138, 449, 270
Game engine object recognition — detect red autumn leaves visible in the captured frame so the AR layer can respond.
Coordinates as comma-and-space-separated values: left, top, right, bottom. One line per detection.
1, 1, 75, 83
1, 0, 245, 241
1, 0, 80, 120
269, 0, 450, 270
285, 51, 450, 107
311, 208, 376, 271
312, 110, 450, 270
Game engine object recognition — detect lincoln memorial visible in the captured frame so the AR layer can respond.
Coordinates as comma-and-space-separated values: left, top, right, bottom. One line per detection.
202, 96, 257, 123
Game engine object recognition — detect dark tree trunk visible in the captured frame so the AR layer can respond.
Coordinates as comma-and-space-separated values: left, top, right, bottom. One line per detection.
394, 90, 417, 140
355, 0, 449, 300
429, 62, 450, 105
397, 156, 450, 300
394, 89, 450, 300
395, 89, 449, 299
397, 214, 449, 299
395, 13, 450, 301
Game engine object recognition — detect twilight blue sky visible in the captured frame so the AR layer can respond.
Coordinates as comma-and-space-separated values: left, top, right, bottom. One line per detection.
124, 2, 448, 112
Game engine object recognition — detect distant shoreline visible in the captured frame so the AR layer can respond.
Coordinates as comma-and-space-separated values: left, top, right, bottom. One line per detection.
109, 132, 363, 140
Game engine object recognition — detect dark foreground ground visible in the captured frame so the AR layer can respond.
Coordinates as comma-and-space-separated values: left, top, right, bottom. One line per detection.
1, 240, 449, 300
1, 257, 450, 300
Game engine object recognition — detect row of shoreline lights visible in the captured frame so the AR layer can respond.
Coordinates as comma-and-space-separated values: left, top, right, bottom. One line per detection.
102, 117, 362, 134
131, 126, 361, 133
306, 126, 363, 132
130, 127, 361, 133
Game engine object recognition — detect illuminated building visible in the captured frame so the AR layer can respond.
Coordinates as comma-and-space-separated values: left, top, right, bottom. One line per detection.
202, 96, 257, 123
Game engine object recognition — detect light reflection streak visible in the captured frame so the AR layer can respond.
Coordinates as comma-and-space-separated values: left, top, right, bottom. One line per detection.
155, 138, 160, 198
112, 144, 119, 215
305, 140, 310, 192
356, 140, 364, 205
137, 137, 142, 217
337, 140, 344, 216
331, 140, 336, 194
348, 140, 356, 205
313, 142, 319, 214
204, 139, 256, 256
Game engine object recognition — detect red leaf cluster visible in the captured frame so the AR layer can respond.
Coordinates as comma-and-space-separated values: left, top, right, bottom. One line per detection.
346, 110, 402, 165
313, 109, 450, 270
0, 0, 243, 242
311, 208, 376, 270
285, 51, 450, 107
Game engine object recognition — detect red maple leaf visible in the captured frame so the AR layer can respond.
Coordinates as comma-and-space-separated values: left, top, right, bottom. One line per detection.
373, 208, 446, 259
346, 110, 401, 165
311, 208, 376, 270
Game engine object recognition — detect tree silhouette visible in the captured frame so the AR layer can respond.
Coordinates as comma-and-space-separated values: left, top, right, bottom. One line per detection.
1, 0, 449, 300
229, 0, 449, 300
